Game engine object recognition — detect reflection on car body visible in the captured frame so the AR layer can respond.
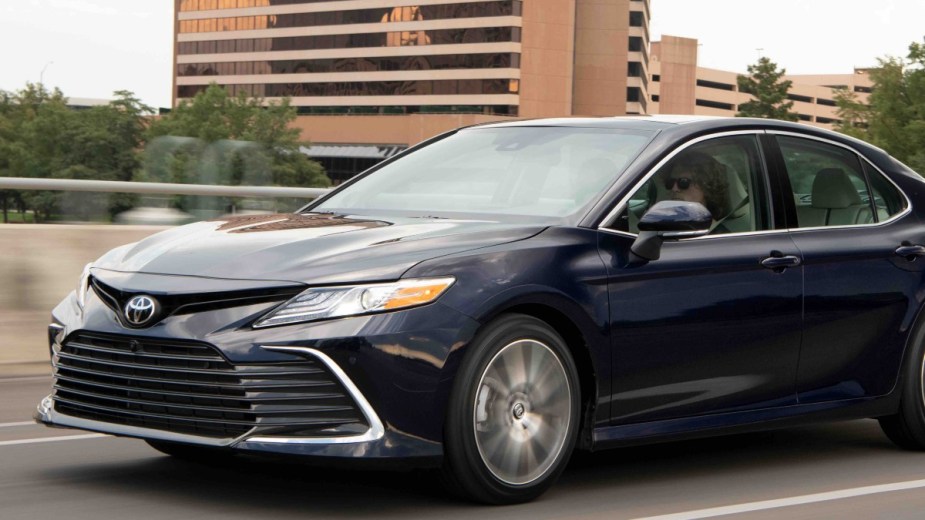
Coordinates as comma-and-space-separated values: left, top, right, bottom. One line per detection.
36, 116, 925, 504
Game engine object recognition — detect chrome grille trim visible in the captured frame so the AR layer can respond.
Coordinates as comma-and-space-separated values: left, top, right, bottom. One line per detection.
245, 346, 385, 445
54, 374, 343, 402
57, 350, 327, 377
52, 333, 369, 439
56, 362, 335, 390
66, 341, 222, 363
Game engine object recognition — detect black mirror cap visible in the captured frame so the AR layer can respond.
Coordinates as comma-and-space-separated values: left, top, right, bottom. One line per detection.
637, 201, 712, 233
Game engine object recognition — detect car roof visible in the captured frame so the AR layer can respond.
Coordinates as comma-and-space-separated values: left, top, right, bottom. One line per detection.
474, 114, 805, 131
470, 115, 886, 156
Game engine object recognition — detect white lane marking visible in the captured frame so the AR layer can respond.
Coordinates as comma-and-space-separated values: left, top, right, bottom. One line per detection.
0, 434, 107, 447
0, 421, 38, 428
633, 479, 925, 520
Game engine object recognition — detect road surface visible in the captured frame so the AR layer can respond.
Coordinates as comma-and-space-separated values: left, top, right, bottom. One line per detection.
4, 376, 925, 519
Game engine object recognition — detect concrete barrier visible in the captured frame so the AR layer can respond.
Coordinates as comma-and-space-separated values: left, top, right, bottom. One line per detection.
0, 224, 168, 367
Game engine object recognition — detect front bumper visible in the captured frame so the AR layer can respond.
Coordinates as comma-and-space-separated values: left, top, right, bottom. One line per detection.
37, 286, 480, 462
35, 389, 442, 461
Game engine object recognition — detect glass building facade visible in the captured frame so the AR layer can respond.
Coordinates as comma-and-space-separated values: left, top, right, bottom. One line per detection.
176, 0, 524, 115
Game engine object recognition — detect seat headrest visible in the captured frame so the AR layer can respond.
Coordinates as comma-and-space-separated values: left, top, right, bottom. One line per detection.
812, 168, 862, 209
720, 162, 748, 218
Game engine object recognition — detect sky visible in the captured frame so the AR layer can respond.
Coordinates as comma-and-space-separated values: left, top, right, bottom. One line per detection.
0, 0, 923, 110
650, 0, 925, 76
0, 0, 174, 109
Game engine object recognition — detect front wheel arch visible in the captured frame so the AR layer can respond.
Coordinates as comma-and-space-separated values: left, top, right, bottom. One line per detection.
500, 303, 599, 450
440, 313, 582, 503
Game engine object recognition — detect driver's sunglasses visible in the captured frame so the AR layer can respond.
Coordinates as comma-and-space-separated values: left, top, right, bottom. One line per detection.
664, 177, 693, 190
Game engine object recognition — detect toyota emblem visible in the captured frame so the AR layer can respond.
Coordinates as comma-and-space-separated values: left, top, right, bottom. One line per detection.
124, 295, 159, 327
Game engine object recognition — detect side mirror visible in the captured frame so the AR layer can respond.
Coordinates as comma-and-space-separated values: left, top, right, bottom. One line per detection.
631, 201, 712, 261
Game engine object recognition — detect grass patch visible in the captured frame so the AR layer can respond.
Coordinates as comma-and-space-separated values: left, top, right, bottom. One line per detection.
1, 212, 36, 223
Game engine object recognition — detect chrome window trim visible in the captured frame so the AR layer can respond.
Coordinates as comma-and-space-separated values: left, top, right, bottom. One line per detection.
599, 129, 913, 239
598, 226, 793, 241
243, 346, 386, 445
598, 130, 768, 230
767, 130, 913, 228
662, 229, 711, 239
598, 228, 637, 239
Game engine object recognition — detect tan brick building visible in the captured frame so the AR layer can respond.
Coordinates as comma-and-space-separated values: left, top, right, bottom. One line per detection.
174, 0, 651, 177
650, 35, 873, 129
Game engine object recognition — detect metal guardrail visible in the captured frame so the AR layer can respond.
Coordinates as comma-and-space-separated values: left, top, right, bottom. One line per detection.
0, 177, 331, 198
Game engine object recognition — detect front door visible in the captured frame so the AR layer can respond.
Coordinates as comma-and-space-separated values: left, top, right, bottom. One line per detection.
600, 133, 803, 424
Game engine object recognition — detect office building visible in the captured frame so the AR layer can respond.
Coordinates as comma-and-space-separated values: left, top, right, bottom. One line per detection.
173, 1, 871, 180
174, 0, 651, 179
650, 35, 873, 129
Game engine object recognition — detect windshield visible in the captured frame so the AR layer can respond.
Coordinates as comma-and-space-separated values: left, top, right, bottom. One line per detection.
312, 126, 654, 220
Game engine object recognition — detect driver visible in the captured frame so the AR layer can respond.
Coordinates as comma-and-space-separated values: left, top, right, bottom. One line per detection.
662, 151, 729, 221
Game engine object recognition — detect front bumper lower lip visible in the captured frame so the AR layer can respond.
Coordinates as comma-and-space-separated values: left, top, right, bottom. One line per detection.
35, 345, 385, 449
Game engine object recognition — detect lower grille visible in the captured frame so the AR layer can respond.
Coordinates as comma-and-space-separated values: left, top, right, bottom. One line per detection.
53, 332, 368, 439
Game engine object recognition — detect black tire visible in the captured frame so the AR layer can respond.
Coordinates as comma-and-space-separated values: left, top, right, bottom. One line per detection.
145, 439, 236, 463
441, 314, 581, 504
879, 328, 925, 449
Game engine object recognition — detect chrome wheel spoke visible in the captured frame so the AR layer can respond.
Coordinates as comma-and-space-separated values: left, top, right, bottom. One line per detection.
531, 373, 569, 409
502, 342, 528, 388
483, 424, 511, 459
474, 339, 572, 485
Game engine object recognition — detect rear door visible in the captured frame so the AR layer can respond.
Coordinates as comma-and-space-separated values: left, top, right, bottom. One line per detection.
769, 132, 921, 402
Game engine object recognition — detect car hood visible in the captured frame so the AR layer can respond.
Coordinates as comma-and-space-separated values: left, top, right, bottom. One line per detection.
93, 213, 546, 285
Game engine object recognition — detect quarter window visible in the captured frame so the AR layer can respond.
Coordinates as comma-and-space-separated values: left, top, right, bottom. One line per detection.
615, 135, 770, 235
864, 162, 907, 221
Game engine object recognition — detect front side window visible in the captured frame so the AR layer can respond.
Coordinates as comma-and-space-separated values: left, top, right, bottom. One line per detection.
777, 136, 885, 228
615, 135, 771, 235
313, 127, 654, 220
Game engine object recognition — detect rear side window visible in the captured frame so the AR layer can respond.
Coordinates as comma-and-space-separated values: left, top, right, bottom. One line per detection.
778, 136, 881, 228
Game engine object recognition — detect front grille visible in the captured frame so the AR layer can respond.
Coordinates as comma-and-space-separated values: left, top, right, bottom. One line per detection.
53, 332, 368, 439
90, 277, 302, 327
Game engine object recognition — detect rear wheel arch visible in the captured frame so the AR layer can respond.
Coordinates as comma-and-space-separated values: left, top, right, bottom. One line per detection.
878, 299, 925, 448
885, 298, 925, 399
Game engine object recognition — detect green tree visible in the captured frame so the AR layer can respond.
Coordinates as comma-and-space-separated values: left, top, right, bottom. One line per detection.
0, 89, 16, 222
1, 83, 153, 222
56, 91, 152, 218
146, 84, 329, 191
3, 83, 74, 221
836, 40, 925, 173
833, 87, 869, 140
737, 57, 799, 121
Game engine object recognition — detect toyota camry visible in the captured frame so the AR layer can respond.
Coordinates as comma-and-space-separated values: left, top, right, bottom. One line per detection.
36, 116, 925, 503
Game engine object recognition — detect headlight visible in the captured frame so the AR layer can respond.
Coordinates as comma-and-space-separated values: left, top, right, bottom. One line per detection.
76, 264, 91, 308
254, 277, 455, 328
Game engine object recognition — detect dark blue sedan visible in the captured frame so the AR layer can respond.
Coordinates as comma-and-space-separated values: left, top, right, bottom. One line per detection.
36, 116, 925, 503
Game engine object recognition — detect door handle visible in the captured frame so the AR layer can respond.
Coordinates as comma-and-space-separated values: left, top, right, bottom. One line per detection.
760, 254, 801, 272
895, 244, 925, 260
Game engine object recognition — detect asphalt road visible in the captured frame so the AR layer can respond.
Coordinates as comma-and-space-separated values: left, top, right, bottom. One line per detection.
5, 376, 925, 519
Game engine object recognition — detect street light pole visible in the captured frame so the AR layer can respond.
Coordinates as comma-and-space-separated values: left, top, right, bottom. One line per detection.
39, 61, 54, 85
